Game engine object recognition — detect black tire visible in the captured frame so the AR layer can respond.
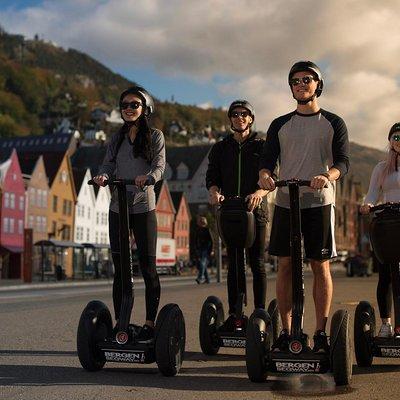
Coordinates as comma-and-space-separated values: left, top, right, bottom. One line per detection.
155, 303, 186, 377
330, 309, 353, 386
267, 299, 281, 343
77, 300, 112, 371
199, 296, 224, 355
246, 308, 271, 382
354, 301, 375, 367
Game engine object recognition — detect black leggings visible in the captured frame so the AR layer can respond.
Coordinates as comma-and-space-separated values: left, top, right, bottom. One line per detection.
109, 210, 160, 322
226, 223, 267, 315
377, 261, 400, 326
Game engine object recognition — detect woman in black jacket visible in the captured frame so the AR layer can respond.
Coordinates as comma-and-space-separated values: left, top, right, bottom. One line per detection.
206, 99, 269, 332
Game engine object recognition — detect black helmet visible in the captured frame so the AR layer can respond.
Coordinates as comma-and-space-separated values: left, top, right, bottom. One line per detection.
228, 99, 255, 120
288, 61, 324, 97
388, 122, 400, 140
119, 86, 154, 117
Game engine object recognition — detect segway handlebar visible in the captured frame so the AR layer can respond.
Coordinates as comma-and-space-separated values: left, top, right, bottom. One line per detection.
274, 179, 329, 188
370, 202, 400, 212
88, 177, 152, 187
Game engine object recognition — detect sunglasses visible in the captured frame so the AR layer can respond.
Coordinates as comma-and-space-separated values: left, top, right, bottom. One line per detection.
391, 134, 400, 142
231, 111, 250, 118
289, 75, 316, 86
121, 101, 142, 110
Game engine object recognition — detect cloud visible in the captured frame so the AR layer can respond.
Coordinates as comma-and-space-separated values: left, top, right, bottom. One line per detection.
1, 0, 400, 148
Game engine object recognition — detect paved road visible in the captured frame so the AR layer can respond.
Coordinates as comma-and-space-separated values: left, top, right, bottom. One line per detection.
0, 270, 399, 400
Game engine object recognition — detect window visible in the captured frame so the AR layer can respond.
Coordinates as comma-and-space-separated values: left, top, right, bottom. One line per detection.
87, 208, 91, 219
28, 215, 34, 228
19, 196, 24, 211
18, 220, 23, 234
52, 221, 57, 236
9, 218, 14, 233
36, 189, 41, 207
61, 225, 70, 240
42, 217, 47, 233
86, 228, 90, 242
62, 199, 67, 215
96, 212, 99, 224
3, 218, 9, 233
81, 205, 85, 218
42, 191, 47, 208
4, 193, 9, 208
36, 216, 41, 232
53, 195, 58, 212
10, 193, 15, 209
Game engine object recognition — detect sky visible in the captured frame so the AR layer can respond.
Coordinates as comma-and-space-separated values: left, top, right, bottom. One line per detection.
0, 0, 400, 150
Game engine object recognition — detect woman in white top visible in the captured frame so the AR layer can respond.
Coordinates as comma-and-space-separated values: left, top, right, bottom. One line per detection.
360, 122, 400, 338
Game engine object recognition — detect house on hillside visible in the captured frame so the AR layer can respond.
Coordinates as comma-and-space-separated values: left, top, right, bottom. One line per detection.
170, 192, 191, 262
0, 150, 25, 279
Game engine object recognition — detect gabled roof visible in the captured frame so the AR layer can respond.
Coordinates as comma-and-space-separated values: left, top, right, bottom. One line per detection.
170, 191, 191, 219
170, 191, 183, 211
0, 133, 75, 154
166, 145, 211, 180
72, 167, 87, 195
155, 180, 176, 214
18, 153, 41, 176
70, 145, 107, 177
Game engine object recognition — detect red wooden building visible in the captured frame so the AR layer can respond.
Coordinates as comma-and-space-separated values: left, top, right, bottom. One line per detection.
154, 180, 176, 238
171, 192, 191, 262
0, 149, 25, 279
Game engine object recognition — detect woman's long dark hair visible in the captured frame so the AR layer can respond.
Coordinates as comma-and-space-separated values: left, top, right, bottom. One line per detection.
120, 116, 153, 163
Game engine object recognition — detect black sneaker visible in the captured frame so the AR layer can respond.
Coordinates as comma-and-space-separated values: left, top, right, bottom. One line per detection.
219, 315, 237, 333
272, 329, 290, 351
313, 330, 330, 353
136, 324, 155, 344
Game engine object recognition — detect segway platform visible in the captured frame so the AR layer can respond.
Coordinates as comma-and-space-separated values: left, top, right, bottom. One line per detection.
268, 349, 330, 374
374, 337, 400, 357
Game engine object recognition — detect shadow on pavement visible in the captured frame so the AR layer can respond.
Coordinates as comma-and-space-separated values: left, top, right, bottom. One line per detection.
0, 350, 76, 357
184, 351, 245, 362
0, 364, 274, 392
353, 364, 400, 375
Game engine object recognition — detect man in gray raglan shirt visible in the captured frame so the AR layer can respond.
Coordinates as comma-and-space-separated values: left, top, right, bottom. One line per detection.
258, 61, 349, 353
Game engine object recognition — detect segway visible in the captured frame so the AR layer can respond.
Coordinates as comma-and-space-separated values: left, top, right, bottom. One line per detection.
245, 179, 352, 386
77, 178, 185, 376
354, 202, 400, 365
199, 196, 279, 354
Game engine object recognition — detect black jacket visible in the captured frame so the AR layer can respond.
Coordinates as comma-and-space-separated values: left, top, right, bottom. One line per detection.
206, 133, 268, 223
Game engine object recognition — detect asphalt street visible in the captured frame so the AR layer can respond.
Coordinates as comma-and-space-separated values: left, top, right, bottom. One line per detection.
0, 269, 399, 400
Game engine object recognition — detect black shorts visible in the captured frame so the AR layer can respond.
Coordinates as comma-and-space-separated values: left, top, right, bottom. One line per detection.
269, 205, 336, 261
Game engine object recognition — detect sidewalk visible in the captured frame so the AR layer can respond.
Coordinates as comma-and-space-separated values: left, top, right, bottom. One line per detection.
0, 273, 199, 292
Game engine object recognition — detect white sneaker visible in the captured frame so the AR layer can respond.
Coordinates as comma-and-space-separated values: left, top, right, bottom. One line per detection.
378, 322, 393, 338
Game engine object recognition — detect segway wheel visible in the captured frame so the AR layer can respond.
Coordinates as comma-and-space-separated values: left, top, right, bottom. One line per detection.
354, 301, 375, 367
77, 300, 112, 371
199, 296, 224, 355
267, 299, 281, 343
330, 309, 352, 386
155, 303, 186, 377
245, 308, 271, 382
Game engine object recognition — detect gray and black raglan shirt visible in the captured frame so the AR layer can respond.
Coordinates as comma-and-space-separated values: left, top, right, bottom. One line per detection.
98, 129, 165, 214
260, 109, 349, 209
